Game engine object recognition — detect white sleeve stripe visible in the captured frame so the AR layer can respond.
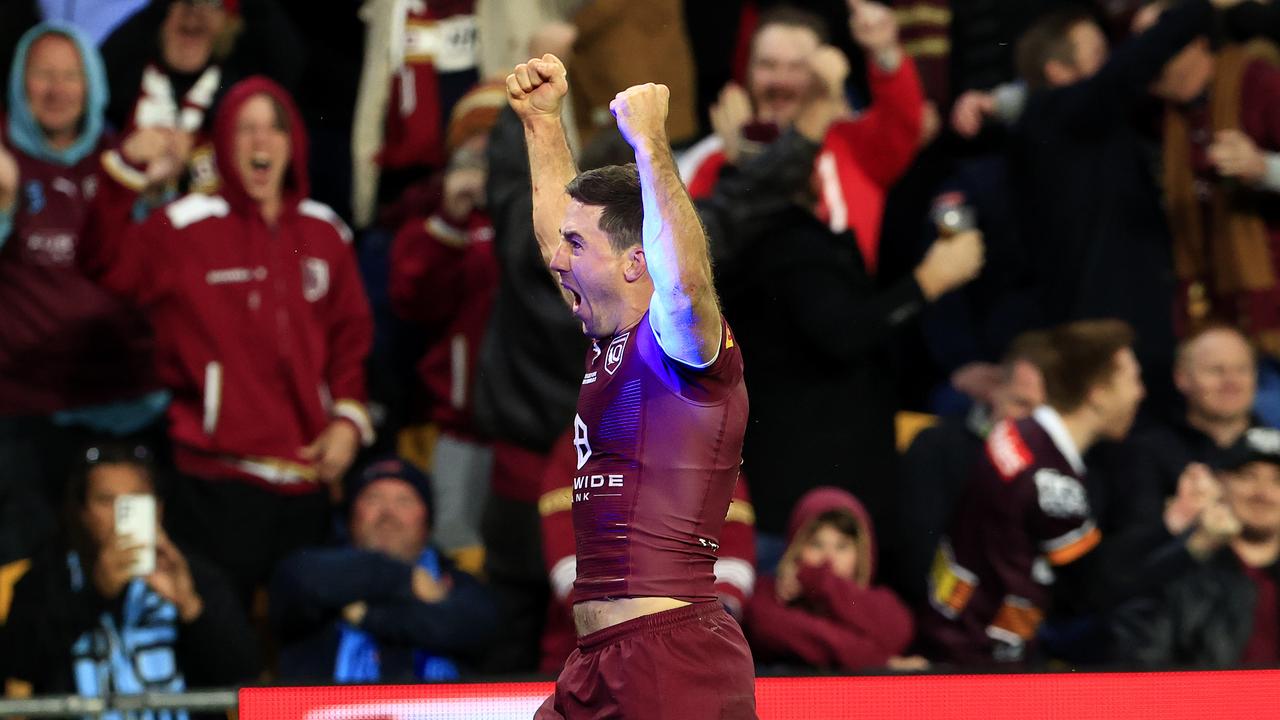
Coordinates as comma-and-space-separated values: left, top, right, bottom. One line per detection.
713, 557, 755, 597
549, 555, 576, 601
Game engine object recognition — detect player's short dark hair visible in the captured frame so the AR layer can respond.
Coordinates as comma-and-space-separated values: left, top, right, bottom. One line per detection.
807, 509, 861, 542
1038, 319, 1135, 413
754, 5, 830, 47
565, 163, 643, 253
1015, 6, 1097, 91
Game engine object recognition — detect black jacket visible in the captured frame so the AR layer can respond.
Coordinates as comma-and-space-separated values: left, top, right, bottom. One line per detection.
271, 546, 498, 682
709, 131, 926, 534
1010, 0, 1213, 414
1111, 548, 1279, 668
474, 108, 589, 452
0, 542, 259, 693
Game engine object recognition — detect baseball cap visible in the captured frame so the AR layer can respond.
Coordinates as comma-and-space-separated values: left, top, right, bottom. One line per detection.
1218, 427, 1280, 472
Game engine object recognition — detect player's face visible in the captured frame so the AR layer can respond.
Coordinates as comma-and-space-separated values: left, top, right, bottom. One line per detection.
748, 25, 821, 127
350, 478, 429, 563
552, 200, 631, 339
1224, 462, 1280, 539
1097, 348, 1145, 441
25, 34, 86, 146
991, 360, 1046, 423
80, 464, 152, 548
233, 94, 291, 206
799, 523, 859, 581
1175, 329, 1256, 424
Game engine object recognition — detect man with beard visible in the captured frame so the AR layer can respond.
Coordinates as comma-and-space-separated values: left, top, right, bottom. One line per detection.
271, 457, 497, 682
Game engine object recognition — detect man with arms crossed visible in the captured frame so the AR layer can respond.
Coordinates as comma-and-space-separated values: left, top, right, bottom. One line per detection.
507, 55, 755, 718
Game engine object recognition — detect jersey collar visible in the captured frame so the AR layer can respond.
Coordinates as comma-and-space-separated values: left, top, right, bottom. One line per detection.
1032, 405, 1086, 476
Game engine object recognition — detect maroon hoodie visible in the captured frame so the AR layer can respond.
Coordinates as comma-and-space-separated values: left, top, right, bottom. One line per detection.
88, 76, 373, 491
746, 486, 914, 670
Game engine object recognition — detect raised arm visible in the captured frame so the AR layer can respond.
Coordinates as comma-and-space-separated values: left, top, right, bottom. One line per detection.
611, 84, 723, 366
506, 54, 577, 269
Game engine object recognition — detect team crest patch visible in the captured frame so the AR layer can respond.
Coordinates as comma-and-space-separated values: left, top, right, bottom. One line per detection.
302, 257, 330, 302
605, 332, 630, 375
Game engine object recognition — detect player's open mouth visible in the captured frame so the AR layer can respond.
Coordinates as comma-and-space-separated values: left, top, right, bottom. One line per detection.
567, 287, 582, 313
250, 154, 271, 171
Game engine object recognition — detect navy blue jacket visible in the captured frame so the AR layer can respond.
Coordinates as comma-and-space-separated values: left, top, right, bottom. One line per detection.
271, 546, 498, 682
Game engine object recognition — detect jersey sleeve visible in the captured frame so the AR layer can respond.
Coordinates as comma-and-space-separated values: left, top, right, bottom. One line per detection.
1026, 468, 1102, 567
642, 312, 745, 404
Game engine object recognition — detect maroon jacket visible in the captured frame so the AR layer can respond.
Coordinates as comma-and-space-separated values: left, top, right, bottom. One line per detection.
88, 77, 373, 491
746, 487, 914, 670
0, 123, 157, 415
387, 183, 497, 438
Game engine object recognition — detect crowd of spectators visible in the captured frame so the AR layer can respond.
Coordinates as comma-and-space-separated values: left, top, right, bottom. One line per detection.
3, 0, 1280, 706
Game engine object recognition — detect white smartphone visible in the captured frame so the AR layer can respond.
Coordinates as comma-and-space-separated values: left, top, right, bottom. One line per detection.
114, 494, 157, 576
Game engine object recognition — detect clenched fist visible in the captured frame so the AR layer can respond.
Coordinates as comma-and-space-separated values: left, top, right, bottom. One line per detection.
507, 54, 569, 121
914, 229, 985, 301
849, 0, 900, 57
610, 83, 671, 154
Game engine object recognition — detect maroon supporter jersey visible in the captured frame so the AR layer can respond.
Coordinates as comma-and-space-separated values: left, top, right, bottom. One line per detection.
0, 130, 156, 415
920, 406, 1101, 664
570, 310, 748, 603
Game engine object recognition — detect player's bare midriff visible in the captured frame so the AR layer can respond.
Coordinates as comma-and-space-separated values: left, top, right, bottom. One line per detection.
573, 596, 691, 636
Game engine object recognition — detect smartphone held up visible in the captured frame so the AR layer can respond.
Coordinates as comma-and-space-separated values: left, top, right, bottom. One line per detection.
114, 493, 157, 576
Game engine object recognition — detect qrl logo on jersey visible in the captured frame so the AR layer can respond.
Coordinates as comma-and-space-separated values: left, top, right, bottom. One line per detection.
573, 414, 591, 470
605, 332, 630, 375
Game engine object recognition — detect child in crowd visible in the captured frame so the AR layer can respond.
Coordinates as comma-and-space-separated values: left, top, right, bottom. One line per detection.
747, 486, 926, 671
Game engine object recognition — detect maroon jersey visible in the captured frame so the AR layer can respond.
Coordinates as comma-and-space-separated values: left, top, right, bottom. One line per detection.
570, 310, 747, 604
0, 128, 156, 415
919, 406, 1101, 665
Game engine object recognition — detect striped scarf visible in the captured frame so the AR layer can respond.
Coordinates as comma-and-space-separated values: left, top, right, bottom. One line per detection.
67, 552, 187, 720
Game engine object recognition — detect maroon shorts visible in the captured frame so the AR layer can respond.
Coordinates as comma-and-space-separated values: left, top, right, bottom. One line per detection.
535, 601, 757, 719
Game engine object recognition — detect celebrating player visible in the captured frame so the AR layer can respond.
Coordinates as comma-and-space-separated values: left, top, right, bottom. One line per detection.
507, 54, 756, 718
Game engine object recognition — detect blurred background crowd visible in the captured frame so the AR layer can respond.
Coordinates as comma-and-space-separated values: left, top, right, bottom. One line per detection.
2, 0, 1280, 705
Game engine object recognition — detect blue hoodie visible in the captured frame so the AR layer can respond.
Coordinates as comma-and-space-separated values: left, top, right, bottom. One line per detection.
6, 22, 110, 167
